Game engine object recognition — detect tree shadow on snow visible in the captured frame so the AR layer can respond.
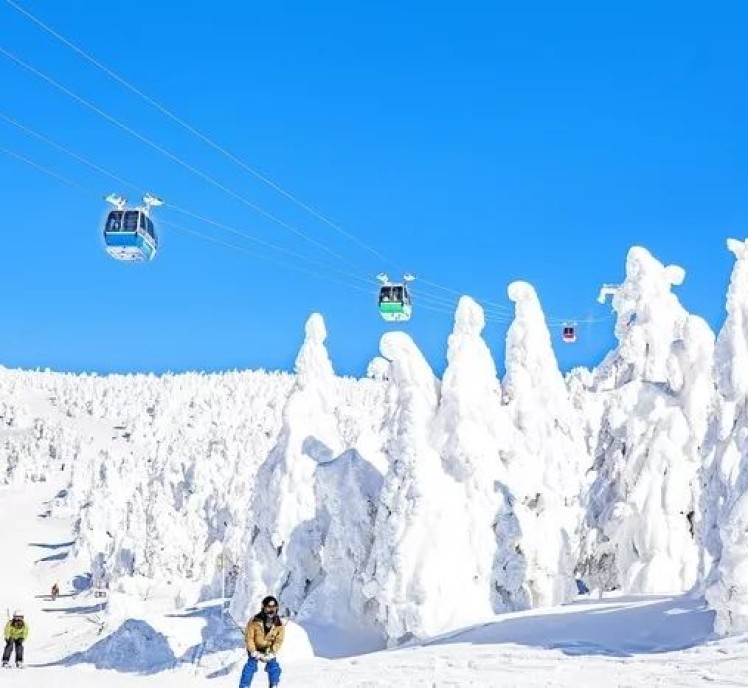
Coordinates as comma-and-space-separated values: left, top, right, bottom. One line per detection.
72, 573, 92, 592
419, 594, 717, 658
40, 602, 106, 615
37, 619, 176, 674
297, 619, 386, 659
169, 603, 245, 678
36, 550, 68, 563
29, 540, 75, 549
29, 539, 73, 563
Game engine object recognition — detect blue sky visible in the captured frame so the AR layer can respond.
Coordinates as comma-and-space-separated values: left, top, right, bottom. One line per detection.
1, 0, 746, 377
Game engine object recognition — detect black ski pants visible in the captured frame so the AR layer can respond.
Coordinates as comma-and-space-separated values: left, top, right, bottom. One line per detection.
2, 638, 23, 664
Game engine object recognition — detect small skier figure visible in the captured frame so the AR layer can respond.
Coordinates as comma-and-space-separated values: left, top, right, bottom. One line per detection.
2, 611, 28, 668
238, 595, 285, 687
51, 583, 59, 601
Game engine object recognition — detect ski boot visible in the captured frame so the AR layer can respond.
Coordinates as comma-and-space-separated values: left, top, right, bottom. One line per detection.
15, 662, 23, 669
2, 661, 9, 668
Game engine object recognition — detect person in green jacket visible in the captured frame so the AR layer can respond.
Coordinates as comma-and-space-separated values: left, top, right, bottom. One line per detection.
3, 611, 28, 668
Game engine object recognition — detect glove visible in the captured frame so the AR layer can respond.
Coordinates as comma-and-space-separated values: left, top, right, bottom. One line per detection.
264, 653, 275, 661
250, 651, 262, 660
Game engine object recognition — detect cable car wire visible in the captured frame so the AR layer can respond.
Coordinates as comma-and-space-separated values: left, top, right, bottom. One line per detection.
1, 0, 403, 273
0, 43, 376, 280
0, 128, 600, 328
0, 143, 389, 299
0, 106, 508, 318
0, 110, 380, 289
0, 0, 603, 326
0, 6, 614, 328
0, 42, 492, 318
0, 136, 608, 338
0, 144, 91, 195
0, 140, 484, 320
0, 143, 518, 324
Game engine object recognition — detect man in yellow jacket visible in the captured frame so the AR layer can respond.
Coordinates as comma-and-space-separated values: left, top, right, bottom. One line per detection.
3, 611, 28, 668
239, 595, 284, 687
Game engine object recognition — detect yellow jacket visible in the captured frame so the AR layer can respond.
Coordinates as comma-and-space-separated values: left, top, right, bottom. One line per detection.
4, 620, 28, 641
244, 614, 284, 655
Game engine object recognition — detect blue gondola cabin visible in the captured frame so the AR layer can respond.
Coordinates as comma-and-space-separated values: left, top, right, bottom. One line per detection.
103, 209, 157, 262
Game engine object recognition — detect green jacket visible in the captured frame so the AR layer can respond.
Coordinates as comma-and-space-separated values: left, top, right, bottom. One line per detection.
4, 620, 28, 641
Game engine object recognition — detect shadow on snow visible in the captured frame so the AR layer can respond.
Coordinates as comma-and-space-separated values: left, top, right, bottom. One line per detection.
418, 594, 717, 658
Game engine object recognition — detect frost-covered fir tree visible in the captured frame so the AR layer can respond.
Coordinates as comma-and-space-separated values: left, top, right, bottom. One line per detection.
704, 238, 748, 635
435, 296, 524, 615
584, 247, 714, 594
502, 281, 589, 607
0, 326, 384, 614
295, 447, 384, 635
364, 323, 517, 645
362, 331, 449, 644
231, 314, 342, 622
62, 369, 294, 608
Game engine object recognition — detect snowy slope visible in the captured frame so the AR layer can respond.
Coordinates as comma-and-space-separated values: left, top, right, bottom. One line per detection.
4, 476, 748, 687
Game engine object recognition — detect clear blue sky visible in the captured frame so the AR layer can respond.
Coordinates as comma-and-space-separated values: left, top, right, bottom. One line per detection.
1, 0, 746, 378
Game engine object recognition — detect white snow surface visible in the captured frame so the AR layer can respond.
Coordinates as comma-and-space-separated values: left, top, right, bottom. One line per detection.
8, 242, 748, 684
2, 479, 748, 687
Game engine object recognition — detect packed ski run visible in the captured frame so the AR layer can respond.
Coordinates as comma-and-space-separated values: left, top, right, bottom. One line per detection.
4, 242, 748, 685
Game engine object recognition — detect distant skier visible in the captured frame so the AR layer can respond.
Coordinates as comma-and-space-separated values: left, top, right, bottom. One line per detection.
2, 611, 28, 668
239, 595, 285, 687
50, 583, 59, 601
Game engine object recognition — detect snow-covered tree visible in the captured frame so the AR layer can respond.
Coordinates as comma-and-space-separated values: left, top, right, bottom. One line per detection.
362, 331, 448, 644
366, 356, 390, 381
435, 297, 521, 616
502, 281, 589, 607
703, 238, 748, 634
4, 238, 745, 640
583, 247, 714, 594
231, 313, 342, 622
296, 447, 383, 634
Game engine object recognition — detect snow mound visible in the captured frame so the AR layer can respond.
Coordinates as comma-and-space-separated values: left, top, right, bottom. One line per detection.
279, 619, 316, 662
60, 619, 176, 673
